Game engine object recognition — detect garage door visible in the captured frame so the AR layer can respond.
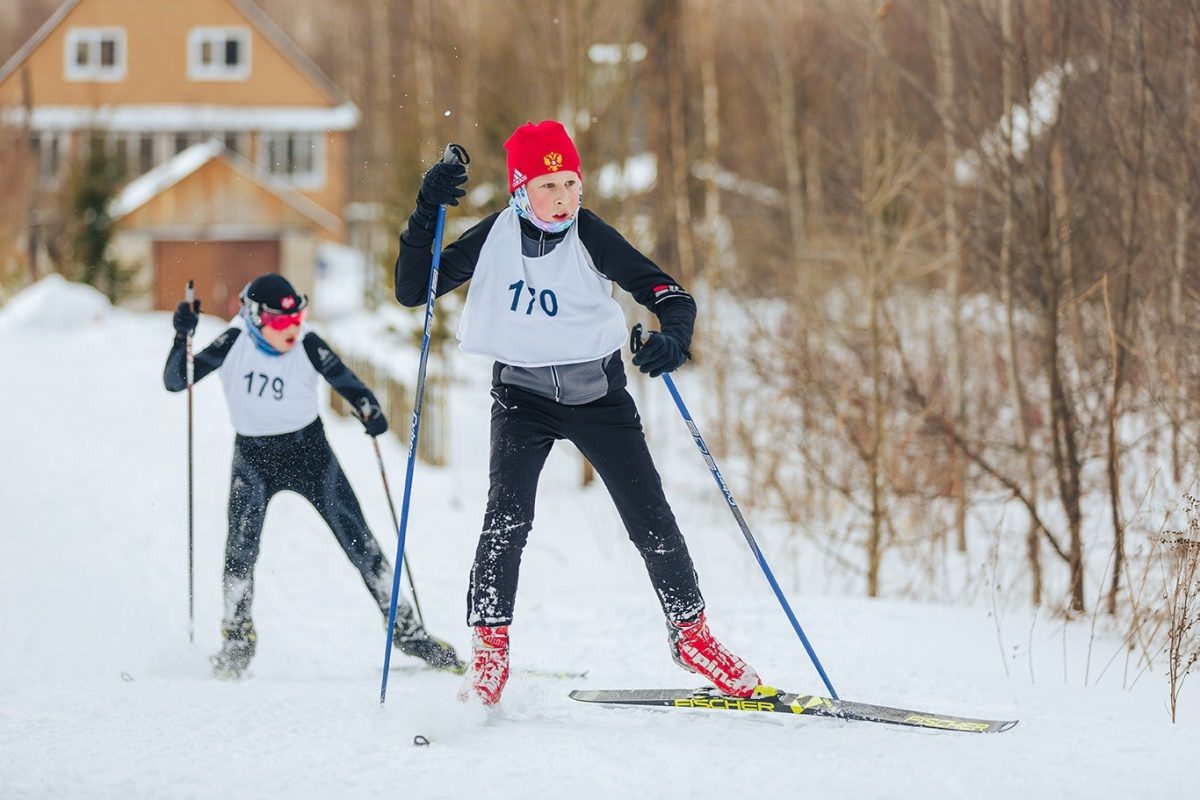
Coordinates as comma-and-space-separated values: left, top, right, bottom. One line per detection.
153, 240, 282, 317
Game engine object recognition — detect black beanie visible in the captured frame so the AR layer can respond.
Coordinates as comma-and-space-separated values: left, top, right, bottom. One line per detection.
242, 273, 307, 314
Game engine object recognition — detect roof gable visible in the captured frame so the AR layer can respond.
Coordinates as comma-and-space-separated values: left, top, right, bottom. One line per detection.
112, 139, 339, 233
0, 0, 350, 108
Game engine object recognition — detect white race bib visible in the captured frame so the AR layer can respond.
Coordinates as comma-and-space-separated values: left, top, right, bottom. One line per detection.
457, 207, 627, 368
218, 317, 320, 436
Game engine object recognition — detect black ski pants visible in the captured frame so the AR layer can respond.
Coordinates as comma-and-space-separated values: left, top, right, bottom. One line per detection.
466, 385, 705, 627
223, 418, 393, 625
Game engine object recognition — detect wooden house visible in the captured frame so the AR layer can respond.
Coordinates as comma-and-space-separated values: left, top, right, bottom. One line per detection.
0, 0, 359, 314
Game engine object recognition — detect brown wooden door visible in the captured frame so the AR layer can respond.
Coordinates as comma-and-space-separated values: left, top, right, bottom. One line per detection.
154, 240, 282, 316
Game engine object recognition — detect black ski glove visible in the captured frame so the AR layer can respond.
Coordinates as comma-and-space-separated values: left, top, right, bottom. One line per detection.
632, 331, 689, 379
355, 395, 389, 437
173, 299, 200, 337
412, 161, 468, 230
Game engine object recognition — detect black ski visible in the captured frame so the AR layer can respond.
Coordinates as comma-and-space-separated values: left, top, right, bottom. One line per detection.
569, 687, 1018, 734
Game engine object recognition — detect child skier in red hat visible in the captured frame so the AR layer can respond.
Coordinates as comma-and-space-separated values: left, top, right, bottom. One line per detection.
164, 273, 461, 678
395, 121, 762, 705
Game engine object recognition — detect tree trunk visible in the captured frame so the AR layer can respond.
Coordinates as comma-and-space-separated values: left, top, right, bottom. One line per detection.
1170, 16, 1194, 485
937, 0, 968, 555
665, 0, 697, 287
863, 2, 894, 598
765, 0, 807, 282
411, 0, 437, 157
369, 0, 392, 198
999, 0, 1044, 604
1106, 4, 1147, 616
21, 66, 39, 281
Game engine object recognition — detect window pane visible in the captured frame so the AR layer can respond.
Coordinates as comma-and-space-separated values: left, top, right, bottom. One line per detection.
100, 38, 116, 68
298, 135, 315, 173
223, 131, 241, 155
286, 136, 296, 174
113, 139, 128, 176
200, 40, 213, 66
75, 41, 90, 67
175, 133, 191, 154
225, 39, 240, 67
139, 135, 155, 173
47, 137, 60, 177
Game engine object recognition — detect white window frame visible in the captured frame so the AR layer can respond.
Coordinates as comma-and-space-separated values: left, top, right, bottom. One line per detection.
64, 28, 127, 82
257, 131, 326, 190
188, 27, 251, 81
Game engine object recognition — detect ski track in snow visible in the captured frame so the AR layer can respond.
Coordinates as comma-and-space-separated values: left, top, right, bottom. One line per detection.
0, 294, 1196, 799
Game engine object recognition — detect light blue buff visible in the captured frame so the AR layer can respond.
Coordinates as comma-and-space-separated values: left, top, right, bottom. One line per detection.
509, 185, 580, 234
239, 308, 282, 356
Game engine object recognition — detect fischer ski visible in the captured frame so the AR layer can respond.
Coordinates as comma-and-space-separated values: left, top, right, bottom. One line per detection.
569, 687, 1018, 734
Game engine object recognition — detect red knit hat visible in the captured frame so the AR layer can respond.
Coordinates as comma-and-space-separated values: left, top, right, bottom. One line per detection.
504, 120, 582, 192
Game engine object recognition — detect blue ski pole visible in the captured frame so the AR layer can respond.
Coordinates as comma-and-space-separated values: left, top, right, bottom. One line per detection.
184, 280, 197, 644
631, 324, 839, 699
379, 143, 470, 705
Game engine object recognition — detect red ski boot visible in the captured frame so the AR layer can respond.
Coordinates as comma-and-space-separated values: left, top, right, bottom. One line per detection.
460, 625, 510, 705
669, 614, 761, 697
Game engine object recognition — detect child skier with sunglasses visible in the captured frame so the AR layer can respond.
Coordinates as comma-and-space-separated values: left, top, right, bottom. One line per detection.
163, 272, 461, 678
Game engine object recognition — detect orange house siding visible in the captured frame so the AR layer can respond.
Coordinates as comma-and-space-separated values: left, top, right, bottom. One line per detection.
0, 0, 332, 107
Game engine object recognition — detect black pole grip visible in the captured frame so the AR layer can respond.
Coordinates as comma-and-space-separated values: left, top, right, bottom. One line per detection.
630, 323, 645, 354
184, 279, 200, 314
442, 143, 470, 167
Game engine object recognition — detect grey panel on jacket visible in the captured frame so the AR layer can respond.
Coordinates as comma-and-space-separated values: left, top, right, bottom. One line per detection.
499, 354, 615, 405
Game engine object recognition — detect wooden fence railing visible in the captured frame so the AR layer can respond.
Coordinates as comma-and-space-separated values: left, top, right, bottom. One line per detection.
327, 353, 446, 467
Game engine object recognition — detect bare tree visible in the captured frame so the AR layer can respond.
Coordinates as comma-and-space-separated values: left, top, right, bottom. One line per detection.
936, 0, 969, 556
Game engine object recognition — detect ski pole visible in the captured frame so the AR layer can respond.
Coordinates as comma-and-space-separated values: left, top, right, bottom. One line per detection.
185, 280, 197, 644
631, 324, 839, 699
380, 142, 470, 705
358, 397, 426, 628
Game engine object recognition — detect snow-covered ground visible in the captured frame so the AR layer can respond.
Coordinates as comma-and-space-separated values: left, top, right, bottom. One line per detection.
0, 278, 1195, 799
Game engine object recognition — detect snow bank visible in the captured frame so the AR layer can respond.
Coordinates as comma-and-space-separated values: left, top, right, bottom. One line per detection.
0, 273, 111, 333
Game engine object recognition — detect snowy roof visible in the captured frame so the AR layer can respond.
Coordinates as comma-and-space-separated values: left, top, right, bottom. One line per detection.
109, 140, 225, 219
0, 103, 360, 132
954, 63, 1078, 185
110, 139, 340, 232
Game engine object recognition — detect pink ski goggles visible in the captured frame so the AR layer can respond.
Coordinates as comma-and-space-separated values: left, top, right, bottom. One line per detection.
259, 309, 305, 330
